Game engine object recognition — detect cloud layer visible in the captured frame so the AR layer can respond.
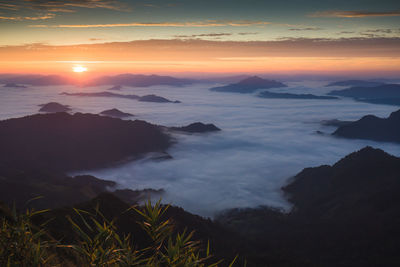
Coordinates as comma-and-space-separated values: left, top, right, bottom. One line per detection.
2, 81, 400, 217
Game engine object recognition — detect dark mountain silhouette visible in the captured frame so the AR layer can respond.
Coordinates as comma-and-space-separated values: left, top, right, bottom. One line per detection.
87, 74, 193, 87
171, 122, 221, 133
107, 85, 122, 90
99, 108, 133, 118
328, 84, 400, 98
210, 76, 286, 93
0, 74, 74, 86
8, 146, 400, 266
333, 109, 400, 143
0, 163, 164, 210
283, 146, 400, 218
0, 112, 171, 172
326, 80, 384, 87
3, 83, 27, 88
218, 147, 400, 266
356, 97, 400, 106
38, 102, 71, 113
138, 94, 181, 103
202, 75, 251, 83
328, 84, 400, 105
258, 91, 338, 100
61, 91, 140, 100
0, 74, 193, 87
62, 91, 180, 103
1, 138, 400, 265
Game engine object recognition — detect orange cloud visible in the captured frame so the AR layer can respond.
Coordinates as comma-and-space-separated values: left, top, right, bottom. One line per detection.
0, 13, 55, 21
5, 0, 128, 12
0, 38, 399, 76
29, 20, 271, 28
309, 10, 400, 18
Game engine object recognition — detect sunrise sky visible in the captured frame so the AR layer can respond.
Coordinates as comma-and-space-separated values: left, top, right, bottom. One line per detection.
1, 0, 400, 77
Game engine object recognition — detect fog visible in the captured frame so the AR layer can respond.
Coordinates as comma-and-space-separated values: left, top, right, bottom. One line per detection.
1, 81, 400, 217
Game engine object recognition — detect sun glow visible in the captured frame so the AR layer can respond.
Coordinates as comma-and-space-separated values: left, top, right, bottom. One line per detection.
72, 65, 87, 73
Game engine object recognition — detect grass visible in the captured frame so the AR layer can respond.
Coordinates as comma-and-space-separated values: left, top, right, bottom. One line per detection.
0, 199, 237, 267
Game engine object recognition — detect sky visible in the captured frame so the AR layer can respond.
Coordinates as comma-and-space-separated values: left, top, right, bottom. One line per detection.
1, 0, 400, 76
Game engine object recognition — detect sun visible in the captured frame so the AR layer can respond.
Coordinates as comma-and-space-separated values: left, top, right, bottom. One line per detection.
72, 65, 88, 73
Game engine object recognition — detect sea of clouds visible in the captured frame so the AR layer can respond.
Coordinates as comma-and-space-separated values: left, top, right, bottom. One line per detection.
1, 81, 400, 217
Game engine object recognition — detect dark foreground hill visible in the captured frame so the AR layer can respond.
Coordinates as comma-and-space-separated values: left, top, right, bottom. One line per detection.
4, 146, 400, 266
0, 112, 171, 172
1, 144, 400, 266
333, 108, 400, 143
1, 111, 400, 266
0, 112, 171, 210
218, 146, 400, 266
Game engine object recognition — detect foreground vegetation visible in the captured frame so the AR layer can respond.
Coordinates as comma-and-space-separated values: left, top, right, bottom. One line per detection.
0, 199, 236, 267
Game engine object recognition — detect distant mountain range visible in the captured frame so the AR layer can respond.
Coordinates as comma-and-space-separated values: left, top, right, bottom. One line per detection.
38, 102, 71, 113
325, 80, 385, 87
62, 91, 181, 103
0, 74, 74, 86
328, 84, 400, 106
170, 122, 221, 133
210, 76, 287, 93
99, 108, 134, 118
333, 108, 400, 143
0, 74, 194, 87
258, 91, 337, 100
86, 74, 194, 87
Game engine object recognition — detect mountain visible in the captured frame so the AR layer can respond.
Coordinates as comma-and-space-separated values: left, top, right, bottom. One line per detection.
38, 102, 71, 113
210, 76, 287, 93
107, 85, 123, 90
0, 74, 193, 87
3, 83, 27, 88
99, 108, 133, 118
328, 84, 400, 105
138, 94, 181, 103
171, 122, 221, 133
62, 91, 140, 100
0, 112, 171, 172
0, 74, 74, 86
0, 162, 165, 210
283, 146, 400, 217
355, 97, 400, 106
328, 84, 400, 98
200, 75, 251, 83
326, 80, 384, 87
62, 91, 181, 103
258, 91, 338, 100
87, 74, 193, 87
333, 109, 400, 143
218, 147, 400, 266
